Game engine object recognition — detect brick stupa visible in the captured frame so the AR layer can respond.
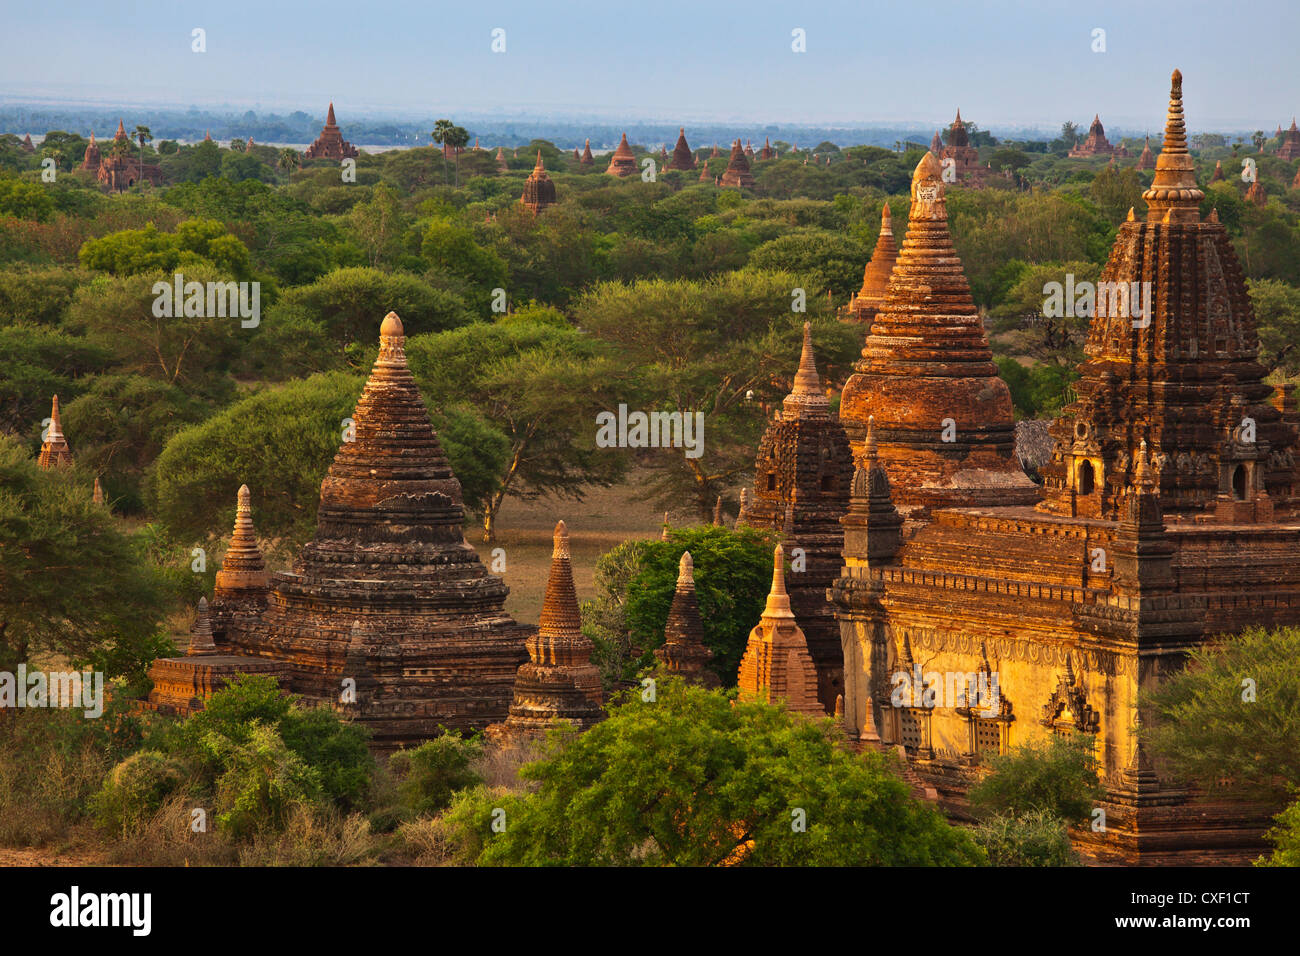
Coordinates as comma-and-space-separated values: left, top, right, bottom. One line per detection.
759, 137, 774, 161
37, 395, 72, 468
492, 520, 604, 738
720, 139, 755, 188
1245, 176, 1267, 207
80, 132, 100, 171
303, 102, 359, 161
843, 204, 898, 324
605, 132, 637, 177
1277, 118, 1300, 161
520, 151, 557, 213
737, 323, 853, 708
653, 551, 720, 688
737, 545, 823, 717
667, 127, 696, 170
95, 119, 162, 193
1210, 159, 1225, 182
579, 139, 594, 166
939, 109, 983, 182
160, 312, 531, 748
838, 151, 1039, 509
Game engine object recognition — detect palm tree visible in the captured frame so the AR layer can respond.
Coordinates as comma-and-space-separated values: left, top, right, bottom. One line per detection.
431, 119, 454, 185
446, 125, 470, 186
278, 147, 299, 177
133, 125, 152, 180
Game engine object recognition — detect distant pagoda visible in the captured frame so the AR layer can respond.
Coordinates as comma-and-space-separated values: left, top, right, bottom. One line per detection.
759, 137, 774, 161
1210, 159, 1225, 182
37, 395, 72, 468
303, 102, 359, 161
1277, 118, 1300, 161
720, 139, 755, 188
579, 138, 594, 166
667, 127, 696, 170
1135, 135, 1156, 170
520, 151, 557, 213
1070, 114, 1129, 158
736, 545, 824, 717
605, 132, 637, 176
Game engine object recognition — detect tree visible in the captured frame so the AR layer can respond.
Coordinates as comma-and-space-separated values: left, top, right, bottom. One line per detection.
277, 148, 299, 176
445, 125, 470, 187
1145, 625, 1300, 802
0, 324, 109, 432
745, 229, 868, 299
574, 271, 860, 520
431, 119, 454, 185
441, 677, 984, 866
278, 266, 473, 352
347, 183, 407, 269
0, 436, 171, 681
404, 321, 627, 541
133, 125, 152, 182
582, 525, 775, 688
1249, 278, 1300, 374
0, 176, 55, 222
1061, 121, 1080, 148
967, 733, 1103, 824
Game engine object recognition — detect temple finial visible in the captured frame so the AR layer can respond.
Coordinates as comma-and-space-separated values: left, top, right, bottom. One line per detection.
677, 550, 694, 589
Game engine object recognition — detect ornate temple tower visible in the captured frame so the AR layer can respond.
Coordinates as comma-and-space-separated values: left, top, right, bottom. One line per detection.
37, 395, 72, 468
720, 139, 755, 188
653, 552, 720, 688
843, 204, 898, 324
668, 128, 696, 170
303, 102, 359, 161
1245, 177, 1267, 207
218, 313, 530, 748
939, 109, 982, 181
1210, 160, 1225, 182
759, 137, 774, 161
520, 152, 557, 213
494, 521, 604, 738
605, 133, 637, 176
209, 485, 271, 636
737, 545, 824, 716
738, 323, 852, 709
838, 152, 1039, 509
1040, 70, 1298, 523
1070, 114, 1128, 157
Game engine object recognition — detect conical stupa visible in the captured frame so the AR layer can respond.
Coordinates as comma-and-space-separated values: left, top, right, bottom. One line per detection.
838, 152, 1039, 508
654, 552, 719, 688
521, 151, 557, 213
845, 204, 898, 324
668, 127, 695, 170
606, 132, 637, 176
736, 545, 824, 716
37, 395, 72, 468
720, 139, 755, 188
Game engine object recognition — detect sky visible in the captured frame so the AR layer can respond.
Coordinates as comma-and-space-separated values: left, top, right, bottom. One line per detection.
1, 0, 1297, 131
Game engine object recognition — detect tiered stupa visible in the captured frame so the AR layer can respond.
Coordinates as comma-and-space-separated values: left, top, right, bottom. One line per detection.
496, 146, 508, 172
736, 545, 823, 717
837, 151, 1039, 509
579, 139, 594, 166
743, 139, 755, 160
832, 70, 1300, 864
667, 128, 695, 170
759, 137, 774, 161
520, 152, 557, 213
37, 395, 72, 468
737, 324, 853, 709
210, 485, 272, 630
168, 313, 531, 748
843, 204, 898, 324
492, 521, 604, 738
653, 552, 719, 688
1135, 135, 1156, 170
605, 133, 637, 176
1210, 159, 1225, 182
720, 139, 755, 188
21, 134, 35, 153
1070, 114, 1129, 157
303, 102, 359, 161
1277, 118, 1300, 161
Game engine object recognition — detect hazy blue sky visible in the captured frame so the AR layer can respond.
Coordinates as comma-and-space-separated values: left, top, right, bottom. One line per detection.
2, 0, 1296, 129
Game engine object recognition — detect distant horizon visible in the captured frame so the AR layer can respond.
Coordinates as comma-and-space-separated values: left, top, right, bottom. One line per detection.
1, 0, 1297, 132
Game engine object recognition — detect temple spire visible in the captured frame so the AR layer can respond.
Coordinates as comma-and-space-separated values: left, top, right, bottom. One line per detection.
782, 322, 829, 418
654, 550, 720, 687
762, 545, 795, 620
327, 102, 337, 126
37, 394, 73, 468
92, 477, 104, 506
188, 597, 218, 656
1142, 69, 1203, 223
